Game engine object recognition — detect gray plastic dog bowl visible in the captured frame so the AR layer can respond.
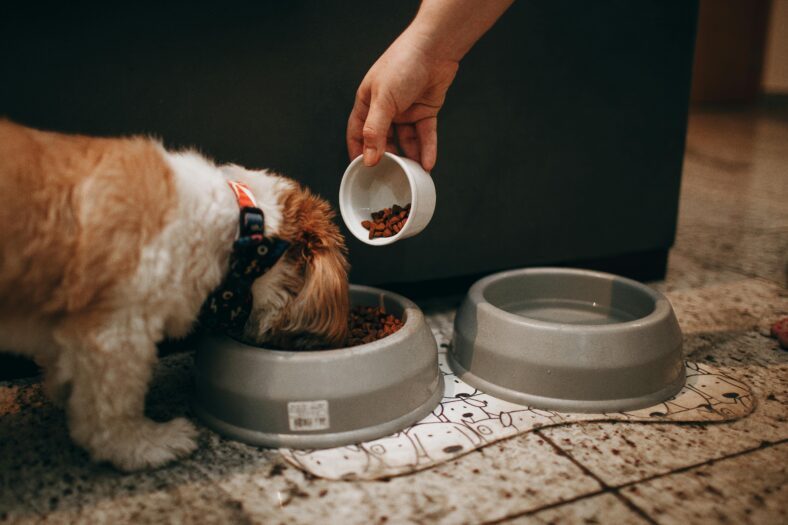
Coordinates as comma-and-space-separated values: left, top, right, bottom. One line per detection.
193, 285, 443, 449
449, 268, 684, 413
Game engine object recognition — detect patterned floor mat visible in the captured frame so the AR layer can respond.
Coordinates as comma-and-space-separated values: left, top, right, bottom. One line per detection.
281, 350, 755, 480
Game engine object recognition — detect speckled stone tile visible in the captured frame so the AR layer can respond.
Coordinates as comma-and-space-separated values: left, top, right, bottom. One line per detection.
672, 226, 788, 287
662, 276, 787, 335
648, 252, 764, 294
621, 442, 788, 525
536, 329, 788, 487
500, 493, 650, 525
3, 481, 248, 525
0, 355, 230, 525
200, 432, 602, 525
678, 154, 788, 233
677, 109, 788, 286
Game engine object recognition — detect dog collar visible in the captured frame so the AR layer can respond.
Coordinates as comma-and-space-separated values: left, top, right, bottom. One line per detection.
200, 180, 290, 335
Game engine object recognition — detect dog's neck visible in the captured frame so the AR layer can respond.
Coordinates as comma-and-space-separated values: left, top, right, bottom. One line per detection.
199, 180, 290, 335
156, 151, 294, 339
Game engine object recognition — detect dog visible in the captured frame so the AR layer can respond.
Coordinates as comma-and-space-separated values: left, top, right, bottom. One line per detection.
0, 119, 350, 470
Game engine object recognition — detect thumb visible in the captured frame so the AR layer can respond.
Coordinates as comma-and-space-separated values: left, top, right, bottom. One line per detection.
362, 93, 395, 167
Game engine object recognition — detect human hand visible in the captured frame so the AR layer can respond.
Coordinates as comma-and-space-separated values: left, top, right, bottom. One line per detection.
346, 30, 459, 172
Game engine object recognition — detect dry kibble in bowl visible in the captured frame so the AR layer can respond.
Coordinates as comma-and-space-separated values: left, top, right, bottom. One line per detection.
347, 304, 405, 346
361, 203, 411, 239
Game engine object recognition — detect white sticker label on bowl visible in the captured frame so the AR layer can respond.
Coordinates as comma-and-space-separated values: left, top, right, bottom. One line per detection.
287, 400, 330, 431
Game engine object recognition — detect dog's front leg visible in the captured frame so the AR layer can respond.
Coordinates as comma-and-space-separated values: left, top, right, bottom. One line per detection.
57, 320, 198, 471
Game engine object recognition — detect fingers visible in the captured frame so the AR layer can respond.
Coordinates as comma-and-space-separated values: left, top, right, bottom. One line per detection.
347, 117, 365, 161
362, 92, 396, 167
396, 124, 420, 164
348, 89, 400, 163
346, 96, 369, 161
415, 117, 438, 171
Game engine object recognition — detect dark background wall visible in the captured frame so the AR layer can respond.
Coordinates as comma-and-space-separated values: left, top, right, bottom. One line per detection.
1, 1, 698, 285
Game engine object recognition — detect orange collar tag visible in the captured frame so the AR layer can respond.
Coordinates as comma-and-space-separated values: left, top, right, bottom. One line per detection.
227, 180, 258, 209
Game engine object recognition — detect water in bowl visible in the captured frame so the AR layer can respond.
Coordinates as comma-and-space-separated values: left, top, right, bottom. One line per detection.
501, 298, 637, 325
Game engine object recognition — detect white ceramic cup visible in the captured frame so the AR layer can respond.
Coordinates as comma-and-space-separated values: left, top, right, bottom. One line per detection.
339, 152, 436, 246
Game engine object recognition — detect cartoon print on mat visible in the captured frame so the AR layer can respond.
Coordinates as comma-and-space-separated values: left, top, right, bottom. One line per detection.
281, 348, 755, 481
617, 360, 753, 421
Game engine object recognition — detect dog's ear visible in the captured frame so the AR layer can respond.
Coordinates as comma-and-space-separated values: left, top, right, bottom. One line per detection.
287, 244, 350, 346
274, 188, 350, 347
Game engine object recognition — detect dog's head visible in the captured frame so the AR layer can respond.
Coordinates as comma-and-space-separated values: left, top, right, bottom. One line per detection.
238, 178, 350, 350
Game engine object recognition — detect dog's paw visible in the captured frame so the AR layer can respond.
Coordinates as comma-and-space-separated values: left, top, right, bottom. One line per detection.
86, 417, 199, 471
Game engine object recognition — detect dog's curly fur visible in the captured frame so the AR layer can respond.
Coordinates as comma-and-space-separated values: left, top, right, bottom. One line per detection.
0, 120, 349, 470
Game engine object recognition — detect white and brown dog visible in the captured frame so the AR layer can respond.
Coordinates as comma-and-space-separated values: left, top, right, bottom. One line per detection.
0, 119, 350, 470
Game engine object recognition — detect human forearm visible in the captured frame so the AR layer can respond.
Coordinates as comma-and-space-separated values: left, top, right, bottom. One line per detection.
404, 0, 514, 62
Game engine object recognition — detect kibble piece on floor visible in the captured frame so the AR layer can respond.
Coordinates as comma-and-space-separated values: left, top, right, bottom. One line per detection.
361, 203, 411, 239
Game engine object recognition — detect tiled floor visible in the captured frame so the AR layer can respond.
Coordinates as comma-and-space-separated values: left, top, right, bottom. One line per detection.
1, 105, 786, 524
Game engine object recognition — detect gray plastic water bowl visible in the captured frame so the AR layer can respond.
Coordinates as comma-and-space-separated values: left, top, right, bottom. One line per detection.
193, 285, 443, 449
449, 268, 685, 413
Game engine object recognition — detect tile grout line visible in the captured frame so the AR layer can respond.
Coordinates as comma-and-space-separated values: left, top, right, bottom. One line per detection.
535, 430, 659, 525
612, 437, 788, 491
610, 492, 661, 525
480, 488, 608, 525
495, 434, 788, 524
484, 430, 788, 525
482, 431, 659, 525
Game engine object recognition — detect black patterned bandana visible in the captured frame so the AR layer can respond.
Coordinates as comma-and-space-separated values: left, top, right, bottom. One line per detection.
200, 184, 290, 336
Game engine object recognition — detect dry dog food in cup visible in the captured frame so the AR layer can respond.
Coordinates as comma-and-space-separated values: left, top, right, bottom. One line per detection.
361, 203, 411, 239
339, 152, 436, 246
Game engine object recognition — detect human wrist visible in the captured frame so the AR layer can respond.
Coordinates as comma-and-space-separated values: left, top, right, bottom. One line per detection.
399, 22, 463, 65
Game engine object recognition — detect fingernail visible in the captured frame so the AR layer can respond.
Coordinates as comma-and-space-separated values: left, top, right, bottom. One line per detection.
363, 147, 376, 166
